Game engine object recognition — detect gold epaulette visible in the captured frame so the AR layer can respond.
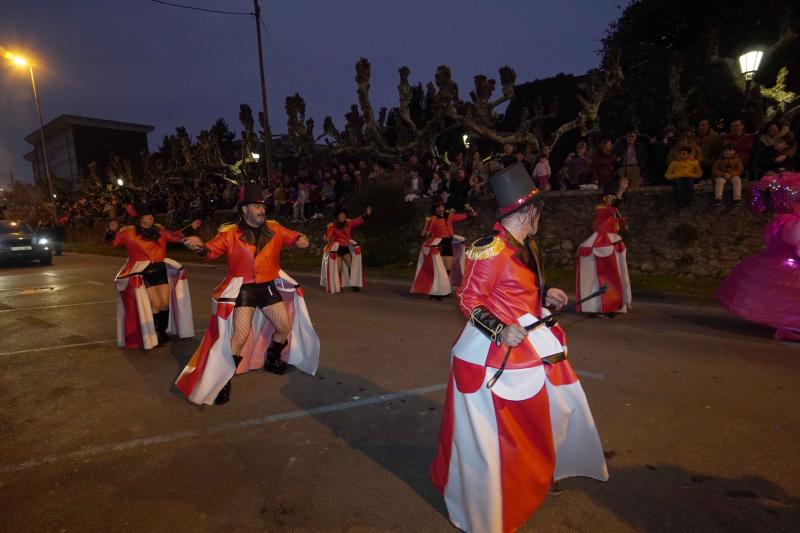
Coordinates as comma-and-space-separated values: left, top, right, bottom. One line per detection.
466, 235, 505, 260
218, 222, 237, 232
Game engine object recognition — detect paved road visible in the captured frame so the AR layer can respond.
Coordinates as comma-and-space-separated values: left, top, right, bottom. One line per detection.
0, 253, 798, 532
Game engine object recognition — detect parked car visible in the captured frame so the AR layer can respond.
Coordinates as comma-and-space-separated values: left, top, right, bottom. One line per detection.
0, 220, 53, 265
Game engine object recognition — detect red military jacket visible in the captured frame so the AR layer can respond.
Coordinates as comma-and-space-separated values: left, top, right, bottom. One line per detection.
458, 223, 547, 325
109, 224, 183, 263
202, 219, 301, 283
457, 223, 563, 370
593, 204, 626, 234
325, 217, 364, 246
423, 212, 469, 238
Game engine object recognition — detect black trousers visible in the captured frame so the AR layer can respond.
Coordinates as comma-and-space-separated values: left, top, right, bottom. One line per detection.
672, 177, 695, 207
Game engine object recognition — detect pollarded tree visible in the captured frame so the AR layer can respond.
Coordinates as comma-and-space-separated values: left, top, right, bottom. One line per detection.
311, 57, 552, 161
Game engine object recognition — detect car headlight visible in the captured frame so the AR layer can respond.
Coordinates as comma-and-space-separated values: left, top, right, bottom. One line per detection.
38, 238, 48, 245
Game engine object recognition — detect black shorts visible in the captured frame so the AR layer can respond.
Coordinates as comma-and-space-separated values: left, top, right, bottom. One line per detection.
235, 280, 283, 308
438, 237, 454, 257
335, 246, 351, 258
141, 262, 168, 288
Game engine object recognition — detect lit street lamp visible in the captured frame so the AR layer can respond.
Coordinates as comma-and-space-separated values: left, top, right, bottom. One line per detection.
116, 178, 124, 187
251, 152, 261, 161
739, 49, 764, 110
3, 51, 56, 216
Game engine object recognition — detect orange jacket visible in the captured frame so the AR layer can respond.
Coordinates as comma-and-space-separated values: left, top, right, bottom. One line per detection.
202, 220, 301, 283
593, 205, 625, 234
325, 217, 364, 246
109, 225, 183, 263
423, 212, 469, 238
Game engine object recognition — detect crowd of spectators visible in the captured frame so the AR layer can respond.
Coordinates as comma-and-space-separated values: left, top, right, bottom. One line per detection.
18, 115, 800, 236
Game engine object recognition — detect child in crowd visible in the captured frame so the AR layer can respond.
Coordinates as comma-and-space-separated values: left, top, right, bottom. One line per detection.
665, 147, 703, 208
711, 145, 743, 208
532, 144, 552, 191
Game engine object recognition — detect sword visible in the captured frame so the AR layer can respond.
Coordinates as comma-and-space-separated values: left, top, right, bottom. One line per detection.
486, 284, 608, 389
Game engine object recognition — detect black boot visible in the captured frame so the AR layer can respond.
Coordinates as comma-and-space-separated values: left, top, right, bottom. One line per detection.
214, 355, 242, 405
155, 310, 171, 346
264, 340, 289, 375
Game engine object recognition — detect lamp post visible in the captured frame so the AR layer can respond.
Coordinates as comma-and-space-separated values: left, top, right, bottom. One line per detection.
3, 51, 56, 217
739, 49, 764, 111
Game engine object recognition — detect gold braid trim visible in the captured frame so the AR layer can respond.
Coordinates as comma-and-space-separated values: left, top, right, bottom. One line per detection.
218, 222, 237, 232
466, 236, 505, 260
469, 308, 504, 345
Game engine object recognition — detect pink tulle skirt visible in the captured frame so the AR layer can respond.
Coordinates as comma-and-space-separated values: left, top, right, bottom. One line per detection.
716, 252, 800, 331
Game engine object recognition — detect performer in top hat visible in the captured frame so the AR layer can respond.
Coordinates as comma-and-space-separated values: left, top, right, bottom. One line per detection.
321, 206, 373, 293
104, 203, 199, 349
429, 162, 608, 533
576, 179, 632, 317
410, 201, 478, 299
177, 182, 320, 405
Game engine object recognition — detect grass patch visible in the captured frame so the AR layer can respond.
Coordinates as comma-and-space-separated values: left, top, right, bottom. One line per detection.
545, 266, 719, 300
65, 244, 719, 300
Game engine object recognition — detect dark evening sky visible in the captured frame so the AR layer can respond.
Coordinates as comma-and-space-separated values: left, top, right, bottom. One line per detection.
0, 0, 622, 183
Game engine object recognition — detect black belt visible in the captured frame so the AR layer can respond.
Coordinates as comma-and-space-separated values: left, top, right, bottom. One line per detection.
541, 351, 567, 365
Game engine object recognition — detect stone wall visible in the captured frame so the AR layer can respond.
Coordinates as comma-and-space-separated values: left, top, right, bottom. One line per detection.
66, 183, 769, 279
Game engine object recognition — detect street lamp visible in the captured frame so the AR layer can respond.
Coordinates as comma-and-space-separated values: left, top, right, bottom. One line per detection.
116, 178, 124, 187
3, 51, 56, 216
251, 152, 261, 161
739, 49, 764, 109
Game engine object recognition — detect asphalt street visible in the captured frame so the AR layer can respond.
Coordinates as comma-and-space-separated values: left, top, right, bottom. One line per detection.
0, 253, 798, 532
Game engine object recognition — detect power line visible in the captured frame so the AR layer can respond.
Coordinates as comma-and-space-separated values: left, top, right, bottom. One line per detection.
149, 0, 252, 16
259, 18, 296, 88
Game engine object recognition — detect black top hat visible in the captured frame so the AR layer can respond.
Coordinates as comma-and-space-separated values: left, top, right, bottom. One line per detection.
135, 202, 154, 217
490, 162, 542, 219
237, 181, 265, 208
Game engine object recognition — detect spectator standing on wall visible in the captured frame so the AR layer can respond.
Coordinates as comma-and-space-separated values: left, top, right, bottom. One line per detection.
592, 137, 617, 189
614, 131, 647, 189
532, 144, 552, 191
648, 126, 678, 186
696, 119, 720, 178
564, 141, 593, 189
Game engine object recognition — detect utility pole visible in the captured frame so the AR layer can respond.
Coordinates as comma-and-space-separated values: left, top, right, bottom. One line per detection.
253, 0, 273, 188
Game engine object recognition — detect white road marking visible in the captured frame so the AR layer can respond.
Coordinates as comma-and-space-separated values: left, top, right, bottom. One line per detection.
576, 370, 604, 380
0, 383, 449, 473
0, 328, 207, 356
0, 368, 606, 473
0, 281, 105, 292
0, 300, 116, 314
0, 339, 116, 355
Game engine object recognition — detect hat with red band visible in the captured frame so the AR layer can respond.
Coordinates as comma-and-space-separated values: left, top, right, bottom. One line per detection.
490, 162, 543, 219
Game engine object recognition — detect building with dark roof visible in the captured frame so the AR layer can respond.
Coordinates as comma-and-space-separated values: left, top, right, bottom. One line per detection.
23, 114, 154, 188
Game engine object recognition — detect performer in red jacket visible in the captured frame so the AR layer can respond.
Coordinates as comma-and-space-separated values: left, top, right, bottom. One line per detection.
576, 179, 632, 317
104, 204, 200, 349
411, 202, 477, 299
429, 163, 607, 533
321, 206, 373, 293
178, 182, 319, 405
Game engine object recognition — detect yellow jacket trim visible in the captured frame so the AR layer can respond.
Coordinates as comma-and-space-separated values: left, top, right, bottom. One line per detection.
466, 236, 505, 260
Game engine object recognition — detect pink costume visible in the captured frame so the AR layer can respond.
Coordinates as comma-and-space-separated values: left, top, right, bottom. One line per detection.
716, 172, 800, 340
